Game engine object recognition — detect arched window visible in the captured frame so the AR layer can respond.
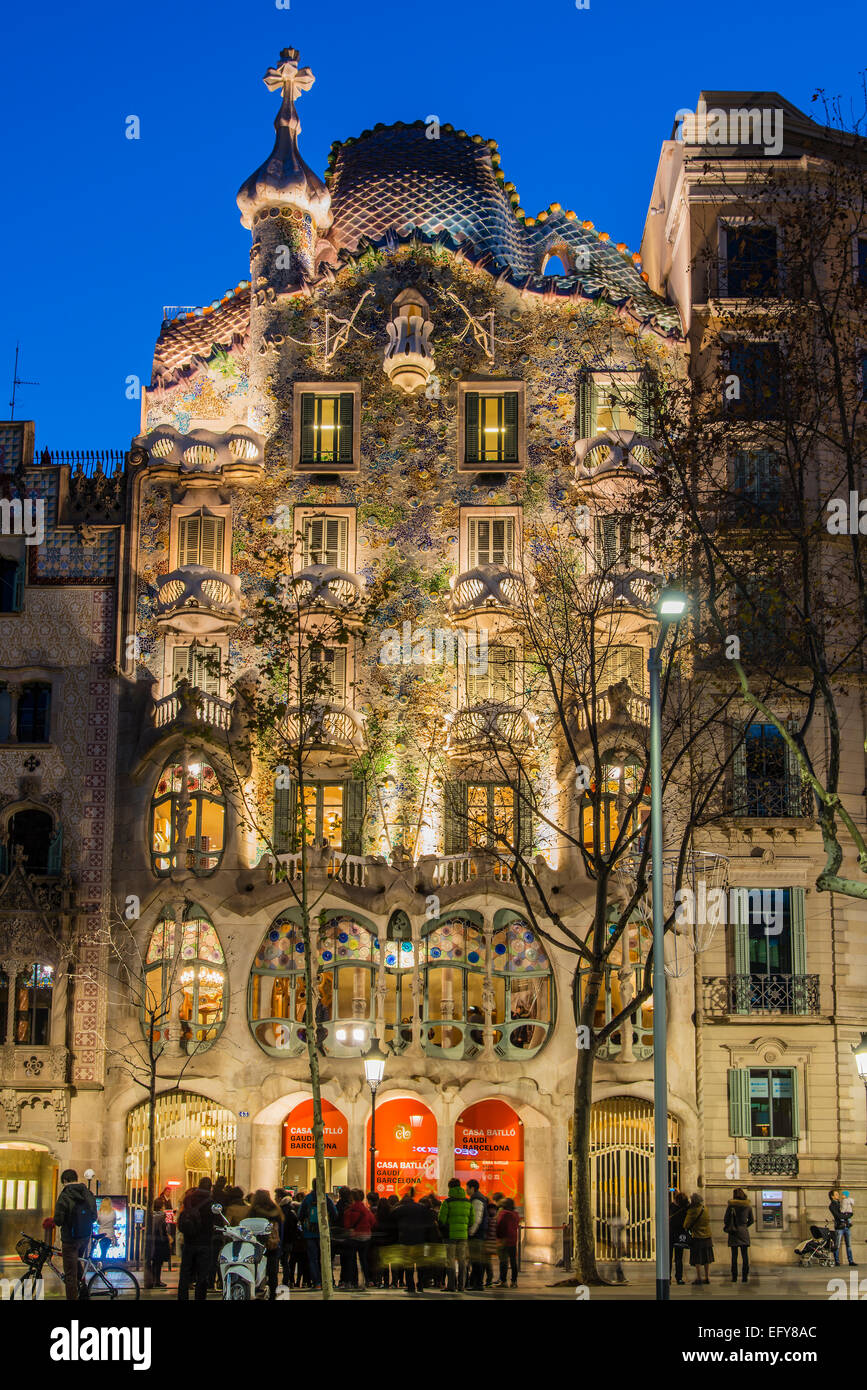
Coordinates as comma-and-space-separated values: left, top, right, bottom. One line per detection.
248, 914, 376, 1058
576, 918, 653, 1060
143, 908, 227, 1053
150, 758, 225, 876
542, 254, 566, 276
0, 963, 54, 1045
580, 758, 649, 861
491, 917, 553, 1057
5, 809, 59, 875
378, 911, 415, 1053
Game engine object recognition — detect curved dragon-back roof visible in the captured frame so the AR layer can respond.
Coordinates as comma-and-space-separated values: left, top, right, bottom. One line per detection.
326, 120, 680, 333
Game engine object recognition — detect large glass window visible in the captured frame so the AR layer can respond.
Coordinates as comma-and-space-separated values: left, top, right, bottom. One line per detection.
6, 809, 56, 874
594, 382, 640, 434
299, 393, 354, 467
17, 683, 50, 742
736, 723, 807, 818
150, 759, 225, 876
0, 558, 23, 613
725, 225, 777, 297
144, 910, 227, 1053
581, 759, 650, 860
466, 783, 515, 848
577, 920, 653, 1059
725, 343, 781, 419
0, 964, 54, 1045
248, 914, 376, 1058
749, 1068, 795, 1140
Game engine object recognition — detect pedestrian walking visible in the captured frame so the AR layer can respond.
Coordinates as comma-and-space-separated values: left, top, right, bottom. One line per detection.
344, 1189, 376, 1288
395, 1187, 438, 1294
176, 1183, 215, 1301
438, 1178, 472, 1292
248, 1190, 283, 1300
723, 1187, 753, 1283
466, 1179, 488, 1290
669, 1191, 689, 1286
683, 1191, 714, 1286
151, 1198, 171, 1288
53, 1169, 97, 1301
335, 1185, 354, 1288
374, 1195, 400, 1288
829, 1188, 856, 1267
494, 1198, 520, 1287
298, 1180, 337, 1289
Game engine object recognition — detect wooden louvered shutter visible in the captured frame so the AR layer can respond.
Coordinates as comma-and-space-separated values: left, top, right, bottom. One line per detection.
306, 518, 323, 564
576, 375, 595, 439
300, 394, 316, 464
636, 373, 656, 436
516, 777, 534, 857
468, 519, 481, 569
464, 393, 480, 464
785, 718, 806, 816
199, 516, 223, 570
502, 392, 519, 463
172, 646, 191, 685
443, 781, 468, 855
789, 888, 808, 1015
274, 775, 298, 853
179, 516, 199, 567
727, 1069, 752, 1138
337, 393, 354, 465
342, 780, 366, 855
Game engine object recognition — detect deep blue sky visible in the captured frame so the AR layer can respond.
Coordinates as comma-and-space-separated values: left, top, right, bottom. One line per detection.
1, 0, 860, 450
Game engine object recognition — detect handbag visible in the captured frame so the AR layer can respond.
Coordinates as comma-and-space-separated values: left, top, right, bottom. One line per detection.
674, 1231, 689, 1248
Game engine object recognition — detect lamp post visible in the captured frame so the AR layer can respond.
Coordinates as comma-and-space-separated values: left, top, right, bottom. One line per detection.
648, 585, 687, 1302
853, 1034, 867, 1142
364, 1038, 387, 1194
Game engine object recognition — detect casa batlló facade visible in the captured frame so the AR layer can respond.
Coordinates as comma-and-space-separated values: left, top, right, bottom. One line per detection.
0, 52, 864, 1269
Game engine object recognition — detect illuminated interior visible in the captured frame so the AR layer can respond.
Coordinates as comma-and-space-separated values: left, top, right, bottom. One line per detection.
150, 759, 225, 875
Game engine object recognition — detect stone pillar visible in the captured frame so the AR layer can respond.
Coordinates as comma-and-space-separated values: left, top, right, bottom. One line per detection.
235, 1116, 253, 1195
250, 1121, 281, 1192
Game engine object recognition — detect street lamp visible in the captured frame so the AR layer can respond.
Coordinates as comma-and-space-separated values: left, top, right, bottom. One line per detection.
364, 1037, 387, 1194
649, 584, 687, 1303
852, 1034, 867, 1142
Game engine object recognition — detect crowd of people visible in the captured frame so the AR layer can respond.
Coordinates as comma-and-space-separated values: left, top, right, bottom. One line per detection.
167, 1175, 522, 1298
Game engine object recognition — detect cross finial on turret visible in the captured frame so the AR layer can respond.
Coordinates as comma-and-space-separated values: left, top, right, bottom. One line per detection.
236, 46, 331, 231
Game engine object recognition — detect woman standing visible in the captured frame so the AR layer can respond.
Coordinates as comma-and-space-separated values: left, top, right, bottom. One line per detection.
683, 1192, 714, 1285
151, 1198, 171, 1288
669, 1191, 690, 1286
723, 1187, 753, 1283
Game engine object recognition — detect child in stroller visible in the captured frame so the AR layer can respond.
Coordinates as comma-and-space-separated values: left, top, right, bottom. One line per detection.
794, 1224, 835, 1267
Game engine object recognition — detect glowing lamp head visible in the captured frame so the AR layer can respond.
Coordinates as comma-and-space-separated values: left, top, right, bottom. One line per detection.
657, 588, 687, 620
363, 1037, 387, 1089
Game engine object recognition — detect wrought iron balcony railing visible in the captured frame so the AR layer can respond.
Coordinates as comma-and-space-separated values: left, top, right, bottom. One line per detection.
730, 776, 813, 819
445, 702, 536, 751
448, 563, 527, 618
155, 565, 242, 634
702, 973, 820, 1016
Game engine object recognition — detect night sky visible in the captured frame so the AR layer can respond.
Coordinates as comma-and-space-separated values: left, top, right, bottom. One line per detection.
1, 0, 860, 448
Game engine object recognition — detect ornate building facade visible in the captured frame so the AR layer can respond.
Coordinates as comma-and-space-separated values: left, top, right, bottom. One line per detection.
1, 58, 864, 1268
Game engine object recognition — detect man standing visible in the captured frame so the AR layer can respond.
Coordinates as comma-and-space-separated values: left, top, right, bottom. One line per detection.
466, 1179, 488, 1290
53, 1169, 97, 1301
437, 1178, 472, 1293
829, 1188, 857, 1267
298, 1180, 337, 1290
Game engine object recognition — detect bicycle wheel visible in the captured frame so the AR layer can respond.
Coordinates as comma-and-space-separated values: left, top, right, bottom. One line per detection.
86, 1266, 140, 1300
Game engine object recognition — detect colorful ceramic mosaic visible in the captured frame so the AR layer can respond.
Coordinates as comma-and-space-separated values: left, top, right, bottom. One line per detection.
492, 920, 549, 973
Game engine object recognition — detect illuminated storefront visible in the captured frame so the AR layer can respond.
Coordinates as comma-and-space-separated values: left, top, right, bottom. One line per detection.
454, 1099, 524, 1205
281, 1098, 348, 1192
366, 1098, 438, 1198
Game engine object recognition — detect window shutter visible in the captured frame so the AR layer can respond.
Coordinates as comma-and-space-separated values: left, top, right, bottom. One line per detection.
172, 647, 191, 684
443, 781, 468, 855
329, 646, 347, 701
727, 1067, 752, 1138
790, 1067, 801, 1137
337, 394, 354, 465
516, 777, 534, 857
179, 516, 198, 567
784, 718, 806, 816
47, 823, 62, 875
13, 561, 23, 611
500, 517, 515, 566
732, 728, 748, 815
300, 394, 316, 463
273, 776, 298, 854
731, 888, 751, 1014
306, 518, 323, 564
502, 392, 519, 463
636, 373, 656, 436
199, 516, 223, 570
197, 647, 220, 696
342, 780, 366, 855
789, 888, 808, 1014
468, 519, 480, 569
576, 376, 595, 439
327, 518, 345, 568
465, 393, 480, 464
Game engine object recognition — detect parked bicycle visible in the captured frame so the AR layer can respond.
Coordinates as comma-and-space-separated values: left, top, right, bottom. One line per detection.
12, 1233, 140, 1300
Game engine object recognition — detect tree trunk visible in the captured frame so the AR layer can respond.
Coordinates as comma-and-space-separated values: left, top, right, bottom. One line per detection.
143, 1073, 157, 1287
572, 969, 602, 1284
301, 907, 333, 1299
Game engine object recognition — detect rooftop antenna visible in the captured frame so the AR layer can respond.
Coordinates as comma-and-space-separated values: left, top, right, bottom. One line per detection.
9, 343, 39, 419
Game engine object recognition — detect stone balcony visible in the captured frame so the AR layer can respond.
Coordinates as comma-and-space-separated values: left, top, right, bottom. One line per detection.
289, 564, 365, 623
130, 425, 265, 486
572, 680, 649, 735
445, 701, 537, 752
594, 567, 660, 613
155, 565, 242, 634
151, 683, 234, 736
448, 563, 528, 623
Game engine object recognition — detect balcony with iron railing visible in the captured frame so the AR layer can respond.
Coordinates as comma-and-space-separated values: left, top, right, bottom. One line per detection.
155, 566, 242, 635
747, 1138, 799, 1177
288, 565, 365, 623
702, 973, 821, 1017
729, 776, 813, 820
573, 430, 658, 480
445, 701, 536, 752
448, 564, 529, 623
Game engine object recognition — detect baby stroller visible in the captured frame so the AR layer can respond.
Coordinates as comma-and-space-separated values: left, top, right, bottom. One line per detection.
794, 1224, 835, 1268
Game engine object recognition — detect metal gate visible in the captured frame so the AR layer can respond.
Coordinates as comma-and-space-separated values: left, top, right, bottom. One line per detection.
590, 1097, 680, 1260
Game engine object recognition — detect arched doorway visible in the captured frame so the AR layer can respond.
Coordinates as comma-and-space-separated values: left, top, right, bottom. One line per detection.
454, 1099, 524, 1206
281, 1099, 348, 1193
124, 1091, 236, 1262
365, 1097, 437, 1198
0, 1141, 57, 1258
589, 1097, 680, 1260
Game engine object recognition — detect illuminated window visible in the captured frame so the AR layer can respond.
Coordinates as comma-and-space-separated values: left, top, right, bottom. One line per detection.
177, 513, 225, 569
150, 758, 225, 876
577, 919, 653, 1059
464, 391, 520, 466
466, 644, 516, 704
144, 909, 227, 1053
171, 644, 221, 696
0, 963, 54, 1045
299, 393, 354, 467
580, 759, 650, 860
248, 914, 375, 1057
466, 782, 515, 848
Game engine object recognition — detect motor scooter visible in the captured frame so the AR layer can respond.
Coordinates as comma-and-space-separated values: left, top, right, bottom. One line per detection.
212, 1203, 273, 1301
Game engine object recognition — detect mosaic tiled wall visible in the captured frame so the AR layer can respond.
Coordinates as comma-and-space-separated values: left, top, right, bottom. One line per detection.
25, 469, 119, 584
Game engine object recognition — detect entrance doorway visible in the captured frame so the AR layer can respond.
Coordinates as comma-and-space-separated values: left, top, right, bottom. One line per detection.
0, 1142, 57, 1258
281, 1099, 348, 1196
589, 1097, 680, 1260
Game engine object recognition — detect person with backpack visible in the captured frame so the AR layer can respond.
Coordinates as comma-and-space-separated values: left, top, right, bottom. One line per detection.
53, 1169, 97, 1301
248, 1190, 283, 1300
466, 1179, 488, 1290
176, 1184, 215, 1301
438, 1178, 472, 1292
298, 1180, 337, 1290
